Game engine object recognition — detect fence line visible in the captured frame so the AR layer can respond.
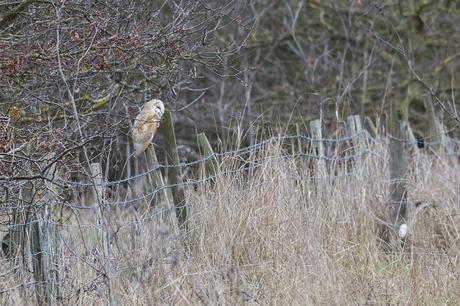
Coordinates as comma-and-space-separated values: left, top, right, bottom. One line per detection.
0, 148, 376, 211
55, 133, 459, 188
54, 132, 368, 187
2, 131, 457, 189
2, 139, 459, 211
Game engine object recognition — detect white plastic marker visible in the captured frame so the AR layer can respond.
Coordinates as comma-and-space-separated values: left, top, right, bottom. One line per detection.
399, 224, 408, 238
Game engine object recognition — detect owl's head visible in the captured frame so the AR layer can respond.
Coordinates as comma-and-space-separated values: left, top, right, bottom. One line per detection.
147, 99, 165, 118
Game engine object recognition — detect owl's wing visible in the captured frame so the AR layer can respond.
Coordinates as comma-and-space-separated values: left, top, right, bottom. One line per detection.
132, 108, 160, 156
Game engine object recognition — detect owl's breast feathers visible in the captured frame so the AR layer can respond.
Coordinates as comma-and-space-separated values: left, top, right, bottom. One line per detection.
132, 107, 161, 156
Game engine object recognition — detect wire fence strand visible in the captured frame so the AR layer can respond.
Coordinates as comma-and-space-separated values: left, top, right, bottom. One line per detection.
1, 132, 459, 212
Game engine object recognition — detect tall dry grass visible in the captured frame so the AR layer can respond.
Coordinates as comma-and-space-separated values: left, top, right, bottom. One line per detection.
1, 140, 459, 305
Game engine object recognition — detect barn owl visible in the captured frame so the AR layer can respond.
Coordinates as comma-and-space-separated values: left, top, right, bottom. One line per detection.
132, 99, 165, 156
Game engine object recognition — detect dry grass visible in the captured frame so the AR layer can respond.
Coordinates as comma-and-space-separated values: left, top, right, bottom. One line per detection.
1, 140, 459, 305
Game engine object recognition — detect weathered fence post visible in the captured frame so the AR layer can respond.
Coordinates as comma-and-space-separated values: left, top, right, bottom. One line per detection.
309, 119, 327, 176
389, 100, 409, 247
89, 163, 115, 304
145, 146, 177, 228
30, 153, 60, 306
90, 163, 105, 226
162, 111, 188, 231
309, 119, 328, 201
347, 115, 367, 157
197, 132, 219, 178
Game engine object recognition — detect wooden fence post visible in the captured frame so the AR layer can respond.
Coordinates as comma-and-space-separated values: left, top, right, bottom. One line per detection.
90, 163, 105, 225
389, 104, 409, 247
309, 119, 328, 201
197, 132, 219, 178
347, 115, 367, 157
309, 119, 327, 176
30, 153, 60, 306
89, 163, 115, 304
145, 146, 177, 229
162, 111, 188, 231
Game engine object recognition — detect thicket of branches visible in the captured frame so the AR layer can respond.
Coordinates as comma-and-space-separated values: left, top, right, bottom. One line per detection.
1, 0, 459, 173
0, 2, 459, 303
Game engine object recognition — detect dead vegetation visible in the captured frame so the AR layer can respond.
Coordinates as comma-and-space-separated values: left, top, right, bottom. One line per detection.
1, 139, 459, 305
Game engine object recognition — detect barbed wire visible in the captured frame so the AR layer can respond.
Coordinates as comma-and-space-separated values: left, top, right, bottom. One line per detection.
4, 161, 442, 213
1, 133, 458, 212
56, 132, 368, 187
3, 131, 457, 190
0, 149, 372, 211
65, 134, 458, 188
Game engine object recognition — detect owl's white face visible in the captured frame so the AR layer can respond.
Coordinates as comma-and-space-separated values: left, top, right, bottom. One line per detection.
147, 99, 165, 119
